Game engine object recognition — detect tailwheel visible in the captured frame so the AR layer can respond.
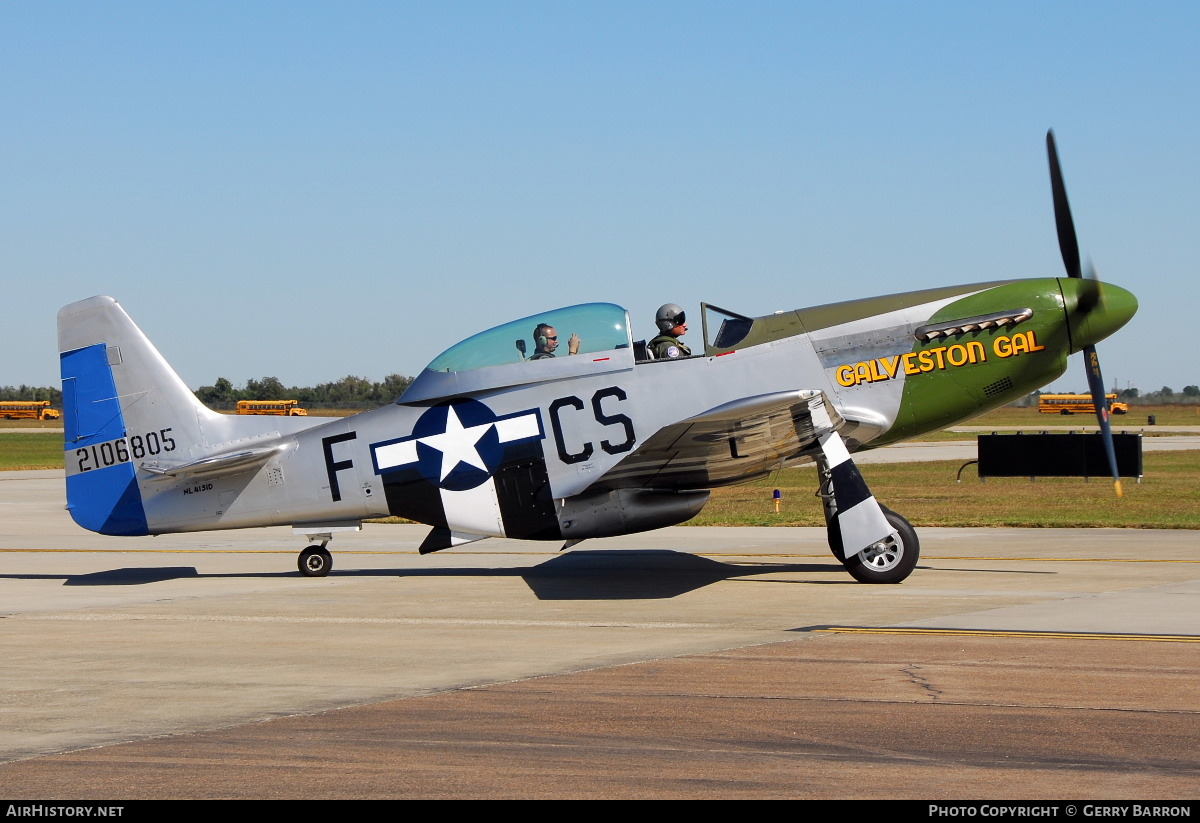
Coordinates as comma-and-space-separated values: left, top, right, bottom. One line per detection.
828, 506, 920, 584
298, 545, 333, 577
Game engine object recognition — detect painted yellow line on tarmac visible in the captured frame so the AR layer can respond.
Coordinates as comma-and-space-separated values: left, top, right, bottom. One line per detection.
2, 548, 1199, 564
0, 548, 424, 555
920, 556, 1200, 564
820, 626, 1200, 643
702, 553, 1200, 563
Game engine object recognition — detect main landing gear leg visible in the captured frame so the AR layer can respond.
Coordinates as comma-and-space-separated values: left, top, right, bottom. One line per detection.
292, 523, 360, 577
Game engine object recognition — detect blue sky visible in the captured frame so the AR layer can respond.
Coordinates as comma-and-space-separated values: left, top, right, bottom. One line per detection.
4, 2, 1196, 395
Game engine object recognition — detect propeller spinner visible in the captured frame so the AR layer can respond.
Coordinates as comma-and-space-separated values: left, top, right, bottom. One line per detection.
1046, 130, 1126, 497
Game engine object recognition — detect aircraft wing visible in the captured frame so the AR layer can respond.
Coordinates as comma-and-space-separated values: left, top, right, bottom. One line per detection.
589, 389, 840, 492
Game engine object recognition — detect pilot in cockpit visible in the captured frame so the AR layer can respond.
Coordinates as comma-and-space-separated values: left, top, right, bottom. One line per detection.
648, 303, 692, 359
530, 323, 581, 360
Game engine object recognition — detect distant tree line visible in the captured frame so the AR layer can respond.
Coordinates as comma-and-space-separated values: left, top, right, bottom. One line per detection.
7, 378, 1198, 412
2, 374, 414, 411
195, 374, 415, 409
1116, 385, 1200, 402
1021, 386, 1200, 405
0, 385, 62, 404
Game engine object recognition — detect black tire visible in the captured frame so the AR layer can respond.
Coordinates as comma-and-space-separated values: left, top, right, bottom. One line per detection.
1060, 408, 1072, 415
298, 546, 332, 577
828, 506, 920, 584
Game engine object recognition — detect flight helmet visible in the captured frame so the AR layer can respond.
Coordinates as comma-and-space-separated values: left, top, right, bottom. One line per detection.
655, 303, 686, 333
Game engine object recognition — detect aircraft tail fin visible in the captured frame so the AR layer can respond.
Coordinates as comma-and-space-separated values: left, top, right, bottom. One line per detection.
58, 296, 225, 535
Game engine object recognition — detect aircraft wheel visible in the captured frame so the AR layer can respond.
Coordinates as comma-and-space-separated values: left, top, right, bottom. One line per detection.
298, 546, 333, 577
829, 507, 920, 584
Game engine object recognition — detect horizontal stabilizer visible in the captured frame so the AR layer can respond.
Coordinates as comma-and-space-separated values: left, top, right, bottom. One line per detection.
141, 444, 285, 480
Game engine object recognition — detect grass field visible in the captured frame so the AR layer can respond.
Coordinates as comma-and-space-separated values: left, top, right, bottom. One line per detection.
0, 432, 65, 471
0, 418, 68, 430
6, 408, 1197, 529
7, 402, 1196, 431
694, 450, 1200, 529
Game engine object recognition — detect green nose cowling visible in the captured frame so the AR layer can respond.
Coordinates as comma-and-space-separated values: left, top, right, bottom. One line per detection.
1059, 278, 1138, 354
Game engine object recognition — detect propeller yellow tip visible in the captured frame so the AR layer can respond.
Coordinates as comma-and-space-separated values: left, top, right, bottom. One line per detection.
1114, 480, 1124, 498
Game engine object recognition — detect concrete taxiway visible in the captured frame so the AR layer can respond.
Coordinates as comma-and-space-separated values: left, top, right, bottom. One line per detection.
0, 469, 1197, 799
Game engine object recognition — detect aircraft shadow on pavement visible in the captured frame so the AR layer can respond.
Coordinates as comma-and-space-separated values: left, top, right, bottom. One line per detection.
517, 550, 834, 600
0, 567, 203, 586
3, 550, 846, 600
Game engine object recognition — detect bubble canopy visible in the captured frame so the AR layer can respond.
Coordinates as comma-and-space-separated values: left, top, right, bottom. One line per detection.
424, 302, 632, 373
399, 303, 636, 403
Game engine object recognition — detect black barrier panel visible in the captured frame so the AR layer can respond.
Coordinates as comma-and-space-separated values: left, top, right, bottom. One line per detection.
977, 432, 1143, 478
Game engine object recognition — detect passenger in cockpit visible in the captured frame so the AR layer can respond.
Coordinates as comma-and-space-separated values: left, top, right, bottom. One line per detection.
530, 323, 581, 360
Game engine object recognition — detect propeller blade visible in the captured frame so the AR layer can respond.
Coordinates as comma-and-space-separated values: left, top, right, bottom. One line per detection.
1049, 131, 1123, 497
1083, 343, 1124, 497
1047, 130, 1083, 279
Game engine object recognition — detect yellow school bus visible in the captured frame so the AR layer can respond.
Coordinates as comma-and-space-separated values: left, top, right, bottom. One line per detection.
1038, 393, 1129, 415
236, 400, 309, 416
0, 400, 62, 420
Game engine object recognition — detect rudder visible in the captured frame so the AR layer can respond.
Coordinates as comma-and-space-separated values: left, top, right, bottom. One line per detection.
60, 341, 149, 534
